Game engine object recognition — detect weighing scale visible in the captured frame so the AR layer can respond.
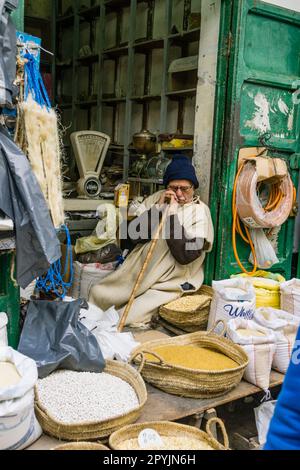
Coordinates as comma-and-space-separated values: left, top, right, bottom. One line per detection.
64, 131, 111, 212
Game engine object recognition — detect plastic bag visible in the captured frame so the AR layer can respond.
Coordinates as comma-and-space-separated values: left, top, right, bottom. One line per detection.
80, 305, 140, 362
254, 400, 277, 446
249, 229, 279, 269
18, 299, 105, 378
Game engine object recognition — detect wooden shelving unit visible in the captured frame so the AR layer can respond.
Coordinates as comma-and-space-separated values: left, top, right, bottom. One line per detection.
53, 0, 201, 181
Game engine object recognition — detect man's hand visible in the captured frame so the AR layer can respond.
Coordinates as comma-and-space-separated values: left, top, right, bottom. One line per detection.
158, 190, 179, 214
159, 189, 177, 205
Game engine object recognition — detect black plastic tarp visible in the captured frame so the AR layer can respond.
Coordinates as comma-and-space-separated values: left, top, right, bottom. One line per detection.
0, 126, 61, 288
18, 299, 106, 378
0, 1, 18, 108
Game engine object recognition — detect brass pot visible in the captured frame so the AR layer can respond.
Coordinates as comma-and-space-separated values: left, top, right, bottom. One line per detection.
133, 129, 157, 155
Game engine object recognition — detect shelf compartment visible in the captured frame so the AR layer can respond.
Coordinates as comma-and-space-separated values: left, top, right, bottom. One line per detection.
103, 45, 129, 58
58, 103, 73, 110
56, 14, 74, 27
169, 27, 201, 46
161, 147, 193, 152
134, 38, 164, 54
104, 0, 131, 12
77, 54, 99, 65
131, 94, 161, 103
166, 88, 197, 99
75, 100, 98, 108
128, 177, 163, 184
102, 97, 127, 104
79, 5, 101, 21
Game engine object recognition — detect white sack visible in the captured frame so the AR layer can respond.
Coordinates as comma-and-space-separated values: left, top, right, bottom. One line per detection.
0, 347, 42, 450
208, 278, 256, 330
227, 319, 276, 391
71, 261, 118, 300
280, 278, 300, 317
254, 400, 277, 446
254, 307, 299, 373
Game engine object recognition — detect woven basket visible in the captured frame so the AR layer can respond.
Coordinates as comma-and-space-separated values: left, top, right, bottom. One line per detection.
53, 442, 109, 450
130, 321, 248, 398
109, 418, 229, 450
159, 285, 213, 333
35, 360, 147, 442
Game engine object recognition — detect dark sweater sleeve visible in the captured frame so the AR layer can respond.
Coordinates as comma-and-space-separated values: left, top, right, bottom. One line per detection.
166, 214, 205, 265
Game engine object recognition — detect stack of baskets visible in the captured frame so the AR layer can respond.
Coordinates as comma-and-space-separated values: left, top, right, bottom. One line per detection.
130, 321, 248, 398
159, 285, 213, 333
109, 418, 229, 450
35, 361, 147, 442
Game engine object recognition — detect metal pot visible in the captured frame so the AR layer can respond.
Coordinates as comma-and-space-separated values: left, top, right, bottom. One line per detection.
132, 129, 157, 155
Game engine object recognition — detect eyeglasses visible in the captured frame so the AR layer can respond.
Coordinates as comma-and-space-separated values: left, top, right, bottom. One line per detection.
167, 185, 193, 193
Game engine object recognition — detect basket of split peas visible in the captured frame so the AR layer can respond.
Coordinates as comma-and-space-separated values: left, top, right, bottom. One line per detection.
130, 320, 248, 398
159, 285, 213, 332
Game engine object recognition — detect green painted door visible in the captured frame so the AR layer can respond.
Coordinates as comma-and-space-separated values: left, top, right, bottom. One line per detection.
207, 0, 300, 282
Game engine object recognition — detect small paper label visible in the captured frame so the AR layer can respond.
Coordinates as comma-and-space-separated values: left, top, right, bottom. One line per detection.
242, 217, 261, 228
138, 429, 164, 449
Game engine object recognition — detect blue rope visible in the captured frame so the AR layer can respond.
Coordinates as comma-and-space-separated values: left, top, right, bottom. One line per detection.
23, 54, 72, 298
36, 225, 74, 299
24, 52, 51, 109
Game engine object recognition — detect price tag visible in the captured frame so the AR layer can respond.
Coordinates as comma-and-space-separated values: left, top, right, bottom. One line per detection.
138, 429, 164, 449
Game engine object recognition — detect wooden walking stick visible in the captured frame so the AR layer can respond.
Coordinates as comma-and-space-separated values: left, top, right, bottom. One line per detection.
118, 204, 170, 332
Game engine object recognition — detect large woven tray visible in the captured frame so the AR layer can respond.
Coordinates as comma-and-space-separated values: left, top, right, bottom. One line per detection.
109, 418, 229, 450
35, 360, 147, 442
130, 321, 248, 399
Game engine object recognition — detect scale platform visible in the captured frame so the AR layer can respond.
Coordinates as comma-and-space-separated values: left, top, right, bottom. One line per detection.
63, 198, 114, 212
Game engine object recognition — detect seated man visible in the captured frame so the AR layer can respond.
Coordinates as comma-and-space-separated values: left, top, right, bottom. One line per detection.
89, 154, 214, 327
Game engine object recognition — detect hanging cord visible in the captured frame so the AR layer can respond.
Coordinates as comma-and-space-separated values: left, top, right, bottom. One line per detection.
232, 162, 297, 275
24, 52, 51, 109
232, 163, 258, 275
36, 226, 74, 299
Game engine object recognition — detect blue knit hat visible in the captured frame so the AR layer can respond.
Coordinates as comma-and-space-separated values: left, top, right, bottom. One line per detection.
163, 154, 199, 189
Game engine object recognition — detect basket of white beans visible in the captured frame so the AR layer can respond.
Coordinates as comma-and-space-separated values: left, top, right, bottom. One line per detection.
34, 360, 147, 441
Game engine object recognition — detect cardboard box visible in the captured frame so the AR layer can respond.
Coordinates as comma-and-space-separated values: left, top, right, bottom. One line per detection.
114, 184, 130, 208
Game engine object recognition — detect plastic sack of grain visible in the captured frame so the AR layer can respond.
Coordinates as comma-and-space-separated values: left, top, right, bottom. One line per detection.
71, 261, 118, 299
254, 307, 300, 373
0, 313, 8, 346
207, 278, 256, 330
227, 319, 276, 391
254, 400, 277, 446
0, 347, 42, 450
280, 279, 300, 317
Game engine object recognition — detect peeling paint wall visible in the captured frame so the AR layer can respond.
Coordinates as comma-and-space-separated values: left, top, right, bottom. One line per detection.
193, 0, 221, 204
262, 0, 300, 13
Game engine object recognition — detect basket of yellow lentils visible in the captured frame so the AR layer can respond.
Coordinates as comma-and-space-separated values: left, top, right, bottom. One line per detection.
159, 285, 213, 333
109, 418, 229, 450
130, 320, 248, 398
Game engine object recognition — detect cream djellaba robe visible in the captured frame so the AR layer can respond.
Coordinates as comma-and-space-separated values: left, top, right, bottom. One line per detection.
89, 191, 214, 328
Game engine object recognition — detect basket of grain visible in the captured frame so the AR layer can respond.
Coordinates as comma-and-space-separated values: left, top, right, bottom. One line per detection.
130, 320, 248, 398
159, 285, 213, 333
34, 360, 147, 442
109, 418, 229, 450
53, 442, 109, 450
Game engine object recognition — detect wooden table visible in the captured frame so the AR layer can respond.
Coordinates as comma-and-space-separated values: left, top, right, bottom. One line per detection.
138, 371, 284, 423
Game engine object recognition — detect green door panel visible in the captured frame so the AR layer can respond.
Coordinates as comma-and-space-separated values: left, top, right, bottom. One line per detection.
206, 0, 300, 283
0, 253, 20, 349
